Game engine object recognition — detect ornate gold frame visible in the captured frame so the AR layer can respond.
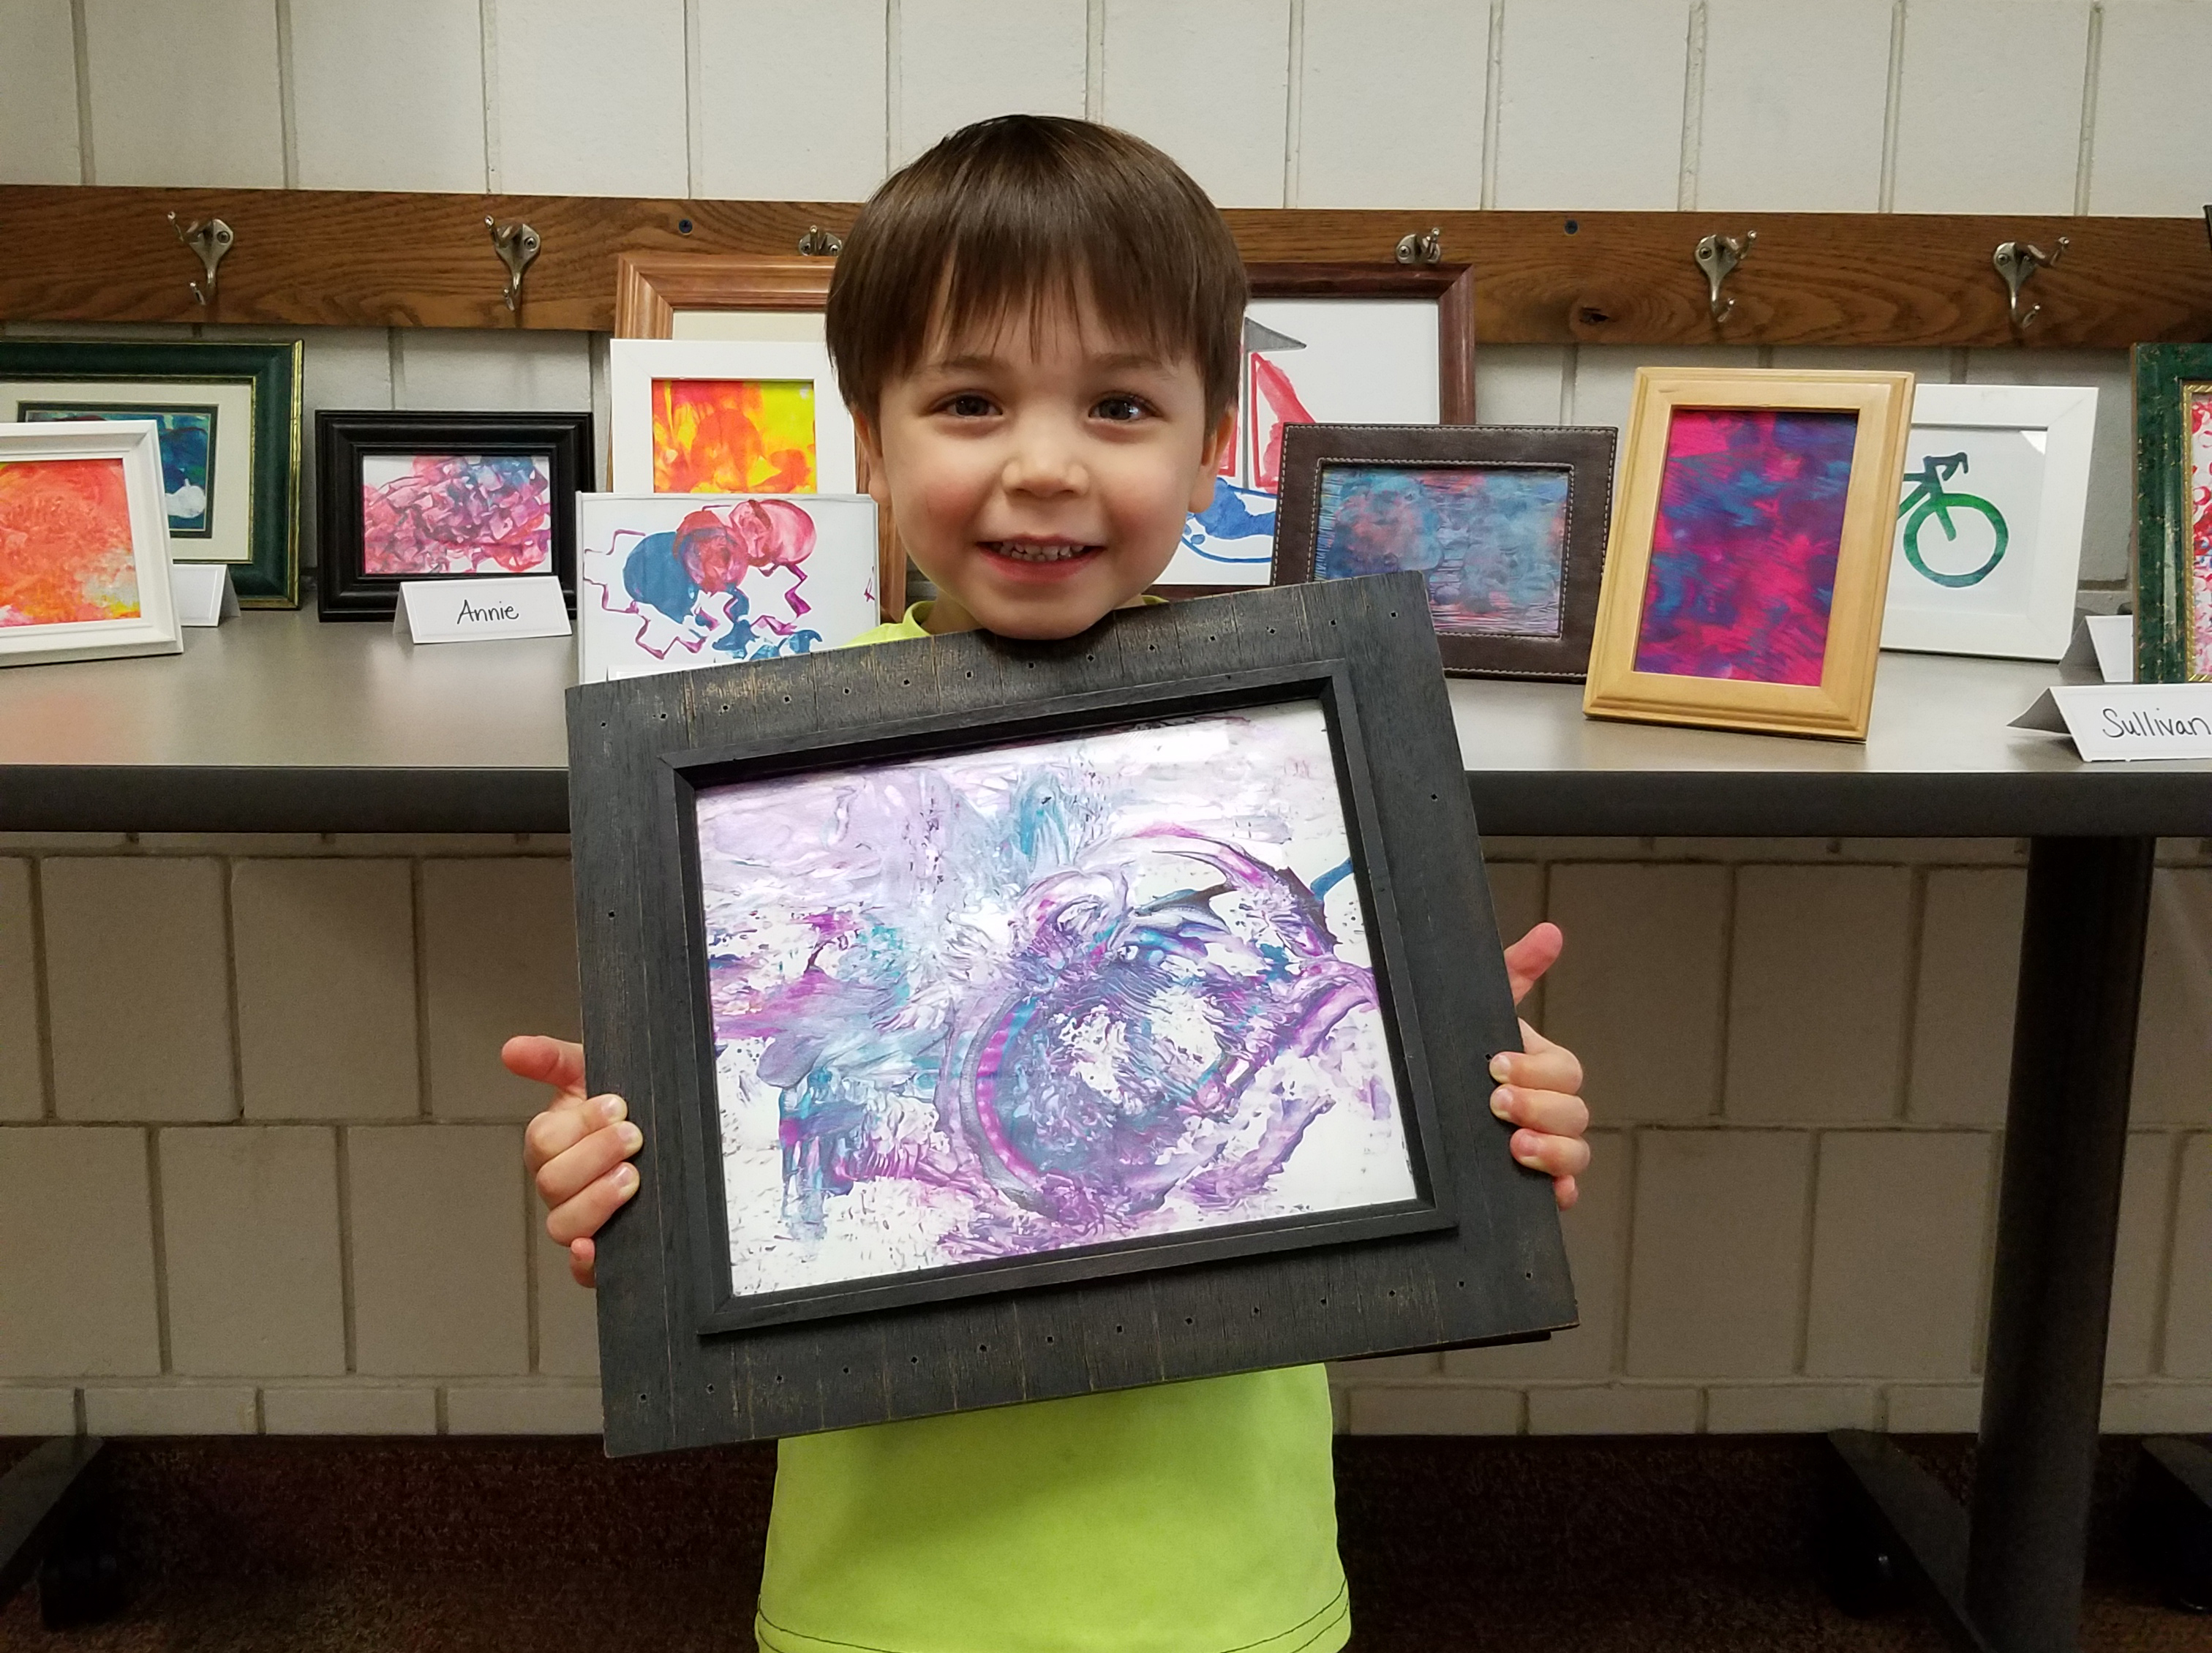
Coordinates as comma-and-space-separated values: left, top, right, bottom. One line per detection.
1582, 368, 1914, 742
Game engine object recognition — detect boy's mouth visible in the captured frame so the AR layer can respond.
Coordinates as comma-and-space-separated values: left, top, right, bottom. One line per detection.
979, 540, 1102, 565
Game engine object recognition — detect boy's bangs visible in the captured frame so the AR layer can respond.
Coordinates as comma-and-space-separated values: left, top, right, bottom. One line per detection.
925, 244, 1188, 375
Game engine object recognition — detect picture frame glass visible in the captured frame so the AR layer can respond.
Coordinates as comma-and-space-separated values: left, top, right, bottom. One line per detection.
2180, 384, 2212, 678
358, 451, 557, 577
651, 377, 818, 493
693, 698, 1422, 1303
1314, 462, 1569, 639
0, 451, 144, 624
1634, 406, 1859, 685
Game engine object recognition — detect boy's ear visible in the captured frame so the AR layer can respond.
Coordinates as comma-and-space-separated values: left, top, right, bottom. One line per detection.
1189, 404, 1238, 511
854, 408, 892, 508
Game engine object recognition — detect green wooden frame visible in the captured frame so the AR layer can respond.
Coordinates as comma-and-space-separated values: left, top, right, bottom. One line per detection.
0, 339, 302, 607
2132, 344, 2212, 682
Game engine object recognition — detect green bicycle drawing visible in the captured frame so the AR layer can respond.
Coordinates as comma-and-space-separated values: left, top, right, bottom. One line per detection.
1897, 451, 2008, 588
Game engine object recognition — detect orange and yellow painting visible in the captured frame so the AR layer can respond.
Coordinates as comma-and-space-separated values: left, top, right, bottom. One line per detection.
0, 456, 141, 628
652, 379, 817, 494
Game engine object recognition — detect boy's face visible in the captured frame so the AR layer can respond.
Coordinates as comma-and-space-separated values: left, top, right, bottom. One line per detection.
856, 290, 1235, 639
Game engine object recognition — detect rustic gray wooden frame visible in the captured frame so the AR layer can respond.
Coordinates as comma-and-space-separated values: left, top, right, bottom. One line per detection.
567, 573, 1575, 1456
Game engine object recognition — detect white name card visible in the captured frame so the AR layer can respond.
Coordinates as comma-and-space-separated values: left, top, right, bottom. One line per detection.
394, 576, 571, 645
170, 563, 238, 628
2012, 682, 2212, 761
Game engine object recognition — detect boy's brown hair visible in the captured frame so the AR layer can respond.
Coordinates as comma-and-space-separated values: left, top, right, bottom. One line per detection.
827, 115, 1247, 423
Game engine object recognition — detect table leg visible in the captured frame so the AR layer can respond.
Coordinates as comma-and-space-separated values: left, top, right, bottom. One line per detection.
1964, 835, 2154, 1651
1824, 835, 2155, 1653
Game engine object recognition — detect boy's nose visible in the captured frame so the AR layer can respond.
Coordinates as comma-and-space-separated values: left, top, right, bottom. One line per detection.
1000, 423, 1087, 495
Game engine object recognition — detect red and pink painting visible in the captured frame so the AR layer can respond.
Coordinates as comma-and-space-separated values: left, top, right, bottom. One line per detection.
359, 453, 554, 577
1633, 408, 1859, 685
2181, 389, 2212, 678
0, 455, 141, 626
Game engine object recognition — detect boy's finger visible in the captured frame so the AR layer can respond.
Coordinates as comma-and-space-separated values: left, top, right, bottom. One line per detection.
1490, 1085, 1589, 1140
502, 1034, 589, 1098
568, 1237, 598, 1289
1553, 1175, 1580, 1211
533, 1119, 643, 1210
1510, 1127, 1591, 1182
1501, 922, 1564, 1005
522, 1094, 627, 1175
546, 1165, 641, 1248
1489, 1040, 1583, 1100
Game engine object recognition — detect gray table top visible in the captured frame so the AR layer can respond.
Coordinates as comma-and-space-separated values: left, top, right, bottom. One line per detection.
2, 604, 2207, 837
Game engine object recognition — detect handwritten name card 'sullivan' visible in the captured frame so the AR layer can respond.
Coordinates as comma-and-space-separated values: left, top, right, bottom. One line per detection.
2101, 706, 2212, 739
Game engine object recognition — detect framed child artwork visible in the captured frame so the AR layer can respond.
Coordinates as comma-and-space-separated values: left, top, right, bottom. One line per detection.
609, 339, 859, 498
568, 574, 1574, 1454
575, 492, 880, 682
1271, 423, 1614, 679
2132, 344, 2212, 682
1161, 263, 1477, 591
0, 339, 302, 607
0, 420, 183, 667
315, 411, 592, 620
1878, 383, 2096, 661
1582, 368, 1915, 742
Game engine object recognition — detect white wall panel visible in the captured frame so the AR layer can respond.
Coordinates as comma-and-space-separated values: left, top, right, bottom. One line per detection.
697, 0, 889, 200
1491, 0, 1691, 211
1565, 344, 1758, 434
1475, 346, 1570, 426
291, 0, 486, 192
397, 331, 591, 412
895, 0, 1085, 167
82, 0, 285, 187
1100, 0, 1291, 208
0, 0, 81, 184
492, 0, 686, 196
1892, 0, 2091, 214
1293, 0, 1484, 209
1696, 0, 1892, 212
2086, 0, 2212, 216
1961, 347, 2132, 584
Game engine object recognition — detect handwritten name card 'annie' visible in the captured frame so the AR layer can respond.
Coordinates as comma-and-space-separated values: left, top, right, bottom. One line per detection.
2012, 683, 2212, 761
394, 574, 571, 645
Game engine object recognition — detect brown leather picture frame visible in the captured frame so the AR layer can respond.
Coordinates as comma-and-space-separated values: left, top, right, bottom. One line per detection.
1271, 423, 1616, 681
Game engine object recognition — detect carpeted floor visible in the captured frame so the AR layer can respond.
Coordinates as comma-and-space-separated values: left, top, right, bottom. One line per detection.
1, 1434, 2206, 1651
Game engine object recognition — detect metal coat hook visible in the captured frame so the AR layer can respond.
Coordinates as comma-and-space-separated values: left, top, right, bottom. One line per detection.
797, 225, 843, 256
1994, 237, 2067, 329
1694, 230, 1755, 323
166, 213, 233, 307
1394, 227, 1443, 266
485, 218, 541, 313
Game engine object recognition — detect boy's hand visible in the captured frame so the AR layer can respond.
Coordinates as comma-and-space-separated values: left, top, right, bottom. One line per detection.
1494, 922, 1590, 1210
506, 1034, 642, 1288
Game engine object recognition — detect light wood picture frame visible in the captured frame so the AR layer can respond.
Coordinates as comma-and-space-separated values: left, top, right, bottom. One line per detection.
1582, 367, 1914, 742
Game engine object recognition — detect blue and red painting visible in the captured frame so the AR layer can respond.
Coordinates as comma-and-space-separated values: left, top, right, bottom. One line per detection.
1314, 464, 1568, 637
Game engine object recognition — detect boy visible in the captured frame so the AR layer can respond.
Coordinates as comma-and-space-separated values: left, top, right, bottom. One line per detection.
511, 115, 1591, 1653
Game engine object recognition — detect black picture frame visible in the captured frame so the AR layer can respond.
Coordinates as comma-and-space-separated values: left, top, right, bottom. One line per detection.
1272, 424, 1617, 681
315, 410, 591, 620
568, 574, 1576, 1456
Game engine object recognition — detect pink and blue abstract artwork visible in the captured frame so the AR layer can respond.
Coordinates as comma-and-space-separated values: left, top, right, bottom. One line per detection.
1633, 407, 1859, 685
696, 702, 1421, 1298
1315, 464, 1568, 637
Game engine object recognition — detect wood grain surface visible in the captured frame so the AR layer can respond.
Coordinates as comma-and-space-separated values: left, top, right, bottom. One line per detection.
6, 186, 2208, 347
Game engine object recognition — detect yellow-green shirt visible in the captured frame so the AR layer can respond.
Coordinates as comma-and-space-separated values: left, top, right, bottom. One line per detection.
752, 603, 1350, 1653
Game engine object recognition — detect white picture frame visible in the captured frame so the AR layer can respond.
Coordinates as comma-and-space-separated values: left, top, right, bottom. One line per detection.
1879, 383, 2096, 660
609, 339, 859, 497
576, 492, 879, 684
0, 419, 181, 667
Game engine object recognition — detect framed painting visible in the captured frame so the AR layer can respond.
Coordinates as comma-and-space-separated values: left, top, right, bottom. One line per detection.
1582, 368, 1915, 741
1878, 383, 2096, 661
576, 492, 879, 682
0, 339, 301, 607
568, 573, 1573, 1455
1162, 263, 1477, 591
2132, 344, 2212, 683
1272, 423, 1614, 679
315, 411, 591, 620
609, 338, 859, 497
0, 420, 181, 667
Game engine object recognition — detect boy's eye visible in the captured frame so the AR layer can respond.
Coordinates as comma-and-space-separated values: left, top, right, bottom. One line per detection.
1094, 394, 1150, 423
942, 394, 996, 418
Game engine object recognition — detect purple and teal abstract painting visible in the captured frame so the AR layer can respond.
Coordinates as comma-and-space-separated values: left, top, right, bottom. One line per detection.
695, 703, 1418, 1298
1633, 407, 1859, 685
1316, 465, 1568, 637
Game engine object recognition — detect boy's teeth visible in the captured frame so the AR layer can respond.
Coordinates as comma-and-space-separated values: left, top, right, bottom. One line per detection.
989, 541, 1090, 562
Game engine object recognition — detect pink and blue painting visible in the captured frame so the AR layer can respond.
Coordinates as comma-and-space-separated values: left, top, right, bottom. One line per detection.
1633, 407, 1859, 685
696, 702, 1420, 1298
1315, 464, 1568, 638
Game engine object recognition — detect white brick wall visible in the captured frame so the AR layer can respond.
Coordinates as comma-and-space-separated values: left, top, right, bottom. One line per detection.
1, 835, 2205, 1437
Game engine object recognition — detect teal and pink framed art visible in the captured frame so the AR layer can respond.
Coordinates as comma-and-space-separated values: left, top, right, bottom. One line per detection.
2132, 344, 2212, 684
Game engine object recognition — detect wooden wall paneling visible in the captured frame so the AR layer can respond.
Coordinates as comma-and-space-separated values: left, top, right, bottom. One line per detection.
4, 187, 2210, 348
